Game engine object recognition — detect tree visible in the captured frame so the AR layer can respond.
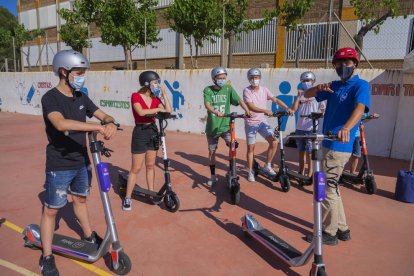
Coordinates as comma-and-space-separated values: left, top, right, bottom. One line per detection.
223, 0, 279, 68
277, 0, 315, 68
0, 7, 18, 70
351, 0, 401, 53
58, 0, 100, 52
99, 0, 160, 69
59, 0, 159, 70
165, 0, 222, 68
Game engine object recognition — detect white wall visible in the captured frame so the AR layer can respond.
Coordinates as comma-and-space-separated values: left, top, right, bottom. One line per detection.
1, 69, 413, 160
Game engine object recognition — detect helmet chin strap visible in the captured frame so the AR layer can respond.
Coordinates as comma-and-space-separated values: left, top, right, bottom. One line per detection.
65, 69, 76, 94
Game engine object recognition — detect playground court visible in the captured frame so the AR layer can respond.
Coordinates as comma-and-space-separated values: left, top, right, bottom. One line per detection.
0, 112, 413, 276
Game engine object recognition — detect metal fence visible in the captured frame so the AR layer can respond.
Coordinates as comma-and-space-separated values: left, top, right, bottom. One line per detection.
284, 22, 339, 61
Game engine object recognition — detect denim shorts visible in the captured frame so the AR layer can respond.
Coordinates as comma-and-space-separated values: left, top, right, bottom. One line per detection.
206, 131, 231, 151
295, 129, 313, 153
245, 122, 275, 145
44, 166, 92, 208
352, 136, 362, 157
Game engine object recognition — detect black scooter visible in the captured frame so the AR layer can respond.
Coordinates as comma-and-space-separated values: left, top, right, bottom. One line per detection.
242, 132, 338, 276
224, 112, 246, 205
23, 125, 132, 275
339, 114, 378, 194
118, 112, 180, 212
287, 112, 324, 186
253, 111, 291, 192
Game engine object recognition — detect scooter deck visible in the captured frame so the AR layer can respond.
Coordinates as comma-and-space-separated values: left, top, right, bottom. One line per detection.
51, 234, 99, 257
341, 171, 364, 184
119, 173, 162, 198
287, 170, 312, 185
248, 228, 302, 259
132, 184, 160, 198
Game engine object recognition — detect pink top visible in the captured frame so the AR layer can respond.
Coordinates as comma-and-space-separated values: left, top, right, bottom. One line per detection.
131, 92, 162, 124
243, 85, 274, 125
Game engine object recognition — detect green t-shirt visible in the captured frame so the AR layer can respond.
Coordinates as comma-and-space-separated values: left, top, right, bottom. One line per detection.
203, 84, 241, 136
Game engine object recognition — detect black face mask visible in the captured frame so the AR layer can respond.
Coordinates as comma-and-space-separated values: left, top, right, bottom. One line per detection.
336, 65, 355, 80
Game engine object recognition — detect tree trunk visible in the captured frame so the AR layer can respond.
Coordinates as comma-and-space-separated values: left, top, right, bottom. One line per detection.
227, 31, 235, 68
123, 46, 128, 70
353, 33, 364, 55
353, 9, 393, 55
195, 44, 199, 69
26, 43, 31, 71
188, 38, 195, 69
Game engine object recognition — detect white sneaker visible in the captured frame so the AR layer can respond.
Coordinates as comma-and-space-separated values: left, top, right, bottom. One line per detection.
247, 171, 255, 182
207, 175, 218, 187
262, 165, 276, 176
122, 198, 132, 211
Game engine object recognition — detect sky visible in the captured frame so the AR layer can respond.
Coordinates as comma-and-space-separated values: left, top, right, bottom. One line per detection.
0, 0, 17, 16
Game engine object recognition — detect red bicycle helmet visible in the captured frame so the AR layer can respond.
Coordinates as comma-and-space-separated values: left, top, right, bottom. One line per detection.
332, 47, 359, 66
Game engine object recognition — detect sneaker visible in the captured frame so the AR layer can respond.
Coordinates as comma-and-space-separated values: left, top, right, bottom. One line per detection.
337, 229, 351, 241
305, 231, 338, 246
39, 255, 59, 276
247, 171, 255, 182
262, 165, 276, 176
122, 197, 132, 211
207, 175, 218, 187
83, 231, 103, 246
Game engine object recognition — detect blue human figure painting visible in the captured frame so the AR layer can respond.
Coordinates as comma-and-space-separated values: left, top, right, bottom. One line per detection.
164, 80, 185, 118
271, 81, 298, 131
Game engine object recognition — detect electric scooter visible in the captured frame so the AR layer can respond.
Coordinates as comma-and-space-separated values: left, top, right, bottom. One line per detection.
252, 111, 291, 192
23, 124, 132, 275
242, 132, 337, 276
339, 114, 378, 194
287, 112, 324, 186
224, 112, 246, 205
118, 112, 180, 212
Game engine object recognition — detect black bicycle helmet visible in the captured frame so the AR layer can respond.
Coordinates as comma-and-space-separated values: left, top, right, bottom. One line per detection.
139, 71, 160, 87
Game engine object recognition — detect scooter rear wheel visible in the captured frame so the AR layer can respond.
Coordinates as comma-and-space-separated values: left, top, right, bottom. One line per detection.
280, 175, 291, 192
112, 251, 132, 275
164, 193, 180, 212
364, 175, 377, 195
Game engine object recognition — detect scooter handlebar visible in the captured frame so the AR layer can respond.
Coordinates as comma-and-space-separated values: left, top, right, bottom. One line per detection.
146, 112, 177, 120
223, 112, 247, 119
361, 114, 379, 122
64, 120, 122, 136
287, 132, 339, 141
272, 111, 288, 118
300, 112, 324, 120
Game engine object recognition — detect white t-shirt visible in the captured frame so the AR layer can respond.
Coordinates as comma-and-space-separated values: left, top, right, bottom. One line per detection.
296, 95, 326, 131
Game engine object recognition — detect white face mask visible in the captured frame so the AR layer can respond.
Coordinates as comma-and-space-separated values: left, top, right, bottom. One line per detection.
69, 75, 86, 90
302, 81, 312, 90
249, 79, 260, 87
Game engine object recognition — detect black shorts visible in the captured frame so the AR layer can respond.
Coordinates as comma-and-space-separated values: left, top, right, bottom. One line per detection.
131, 123, 159, 154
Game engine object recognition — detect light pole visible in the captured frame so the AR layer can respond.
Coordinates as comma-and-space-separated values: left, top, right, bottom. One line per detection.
220, 0, 226, 67
144, 16, 147, 69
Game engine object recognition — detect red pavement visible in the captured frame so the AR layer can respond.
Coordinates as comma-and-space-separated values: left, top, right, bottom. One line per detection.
0, 112, 413, 276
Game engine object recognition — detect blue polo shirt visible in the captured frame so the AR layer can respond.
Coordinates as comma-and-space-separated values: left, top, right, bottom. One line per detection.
315, 75, 370, 152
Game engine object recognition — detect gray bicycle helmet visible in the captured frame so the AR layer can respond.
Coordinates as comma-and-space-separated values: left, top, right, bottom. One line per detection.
300, 71, 316, 82
211, 67, 227, 81
52, 50, 90, 76
139, 71, 160, 87
247, 68, 261, 79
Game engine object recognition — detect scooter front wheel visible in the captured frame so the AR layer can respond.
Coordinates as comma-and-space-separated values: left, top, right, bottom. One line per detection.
280, 175, 291, 192
364, 175, 377, 194
112, 251, 132, 275
230, 179, 240, 205
164, 193, 180, 212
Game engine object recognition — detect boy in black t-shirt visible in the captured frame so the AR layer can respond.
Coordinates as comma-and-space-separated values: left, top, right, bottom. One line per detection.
39, 50, 118, 276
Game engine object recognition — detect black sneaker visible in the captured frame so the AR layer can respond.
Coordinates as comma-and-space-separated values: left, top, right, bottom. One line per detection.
122, 197, 131, 211
83, 231, 103, 246
39, 255, 59, 276
305, 231, 338, 246
337, 229, 351, 241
